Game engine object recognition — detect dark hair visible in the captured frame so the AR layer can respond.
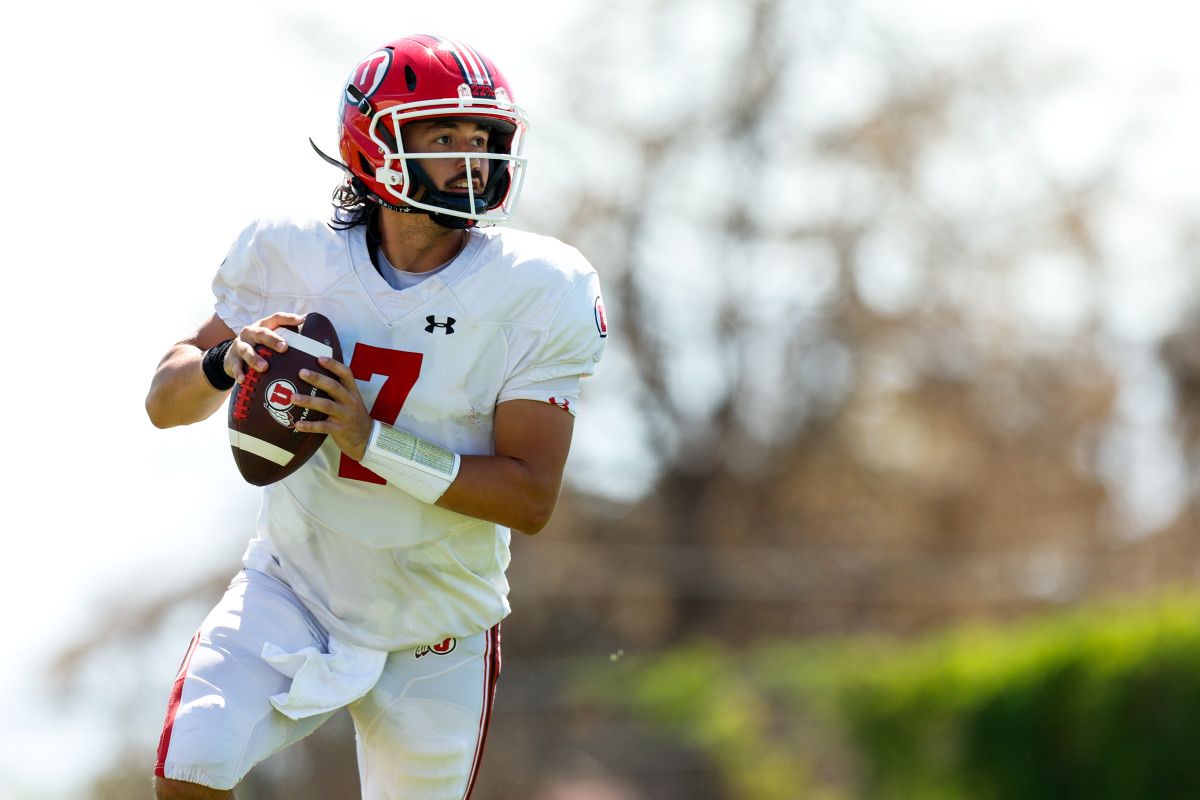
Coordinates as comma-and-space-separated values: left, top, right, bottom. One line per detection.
329, 178, 379, 231
328, 179, 383, 266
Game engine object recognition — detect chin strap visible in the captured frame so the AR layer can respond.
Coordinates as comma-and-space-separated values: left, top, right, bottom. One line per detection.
309, 138, 354, 179
309, 139, 413, 214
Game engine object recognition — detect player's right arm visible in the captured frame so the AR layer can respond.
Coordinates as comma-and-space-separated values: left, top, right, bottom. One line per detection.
145, 311, 304, 429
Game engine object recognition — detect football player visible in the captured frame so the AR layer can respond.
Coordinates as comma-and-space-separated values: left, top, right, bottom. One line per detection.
145, 34, 606, 800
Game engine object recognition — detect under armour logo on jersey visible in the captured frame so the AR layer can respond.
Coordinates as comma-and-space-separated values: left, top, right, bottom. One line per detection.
425, 316, 456, 334
550, 397, 571, 412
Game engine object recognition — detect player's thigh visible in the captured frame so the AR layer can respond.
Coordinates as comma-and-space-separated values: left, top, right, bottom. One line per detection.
350, 627, 501, 800
156, 570, 334, 790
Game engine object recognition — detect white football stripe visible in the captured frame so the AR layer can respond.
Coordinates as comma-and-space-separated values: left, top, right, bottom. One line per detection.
229, 429, 294, 466
279, 328, 333, 359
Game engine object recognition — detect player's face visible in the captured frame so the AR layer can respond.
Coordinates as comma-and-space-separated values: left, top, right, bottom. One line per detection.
401, 119, 492, 199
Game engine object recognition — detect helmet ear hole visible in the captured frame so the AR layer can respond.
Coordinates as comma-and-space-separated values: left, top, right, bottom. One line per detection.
358, 152, 374, 175
405, 65, 417, 92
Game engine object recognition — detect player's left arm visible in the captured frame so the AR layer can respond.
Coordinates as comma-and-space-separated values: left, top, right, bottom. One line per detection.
439, 398, 575, 535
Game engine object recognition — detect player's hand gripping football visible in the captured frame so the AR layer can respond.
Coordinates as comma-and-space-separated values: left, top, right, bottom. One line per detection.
290, 358, 373, 462
226, 311, 307, 384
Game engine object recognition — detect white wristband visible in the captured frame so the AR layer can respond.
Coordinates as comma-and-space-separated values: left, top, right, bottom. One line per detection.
359, 421, 462, 504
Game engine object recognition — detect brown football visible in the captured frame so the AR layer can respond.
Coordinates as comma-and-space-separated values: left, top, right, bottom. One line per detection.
226, 312, 343, 486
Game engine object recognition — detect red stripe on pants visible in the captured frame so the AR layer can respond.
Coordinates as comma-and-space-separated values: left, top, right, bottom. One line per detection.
155, 631, 201, 777
463, 624, 502, 800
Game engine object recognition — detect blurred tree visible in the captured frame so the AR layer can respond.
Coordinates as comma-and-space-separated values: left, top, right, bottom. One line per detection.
58, 0, 1200, 797
507, 0, 1192, 654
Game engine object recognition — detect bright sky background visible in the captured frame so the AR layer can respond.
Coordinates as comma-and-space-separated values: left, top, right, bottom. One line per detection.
2, 0, 1200, 796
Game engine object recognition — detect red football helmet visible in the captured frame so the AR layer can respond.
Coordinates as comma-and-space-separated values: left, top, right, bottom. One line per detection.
321, 34, 529, 228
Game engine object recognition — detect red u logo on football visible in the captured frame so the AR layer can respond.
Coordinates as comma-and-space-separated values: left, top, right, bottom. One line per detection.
267, 380, 296, 410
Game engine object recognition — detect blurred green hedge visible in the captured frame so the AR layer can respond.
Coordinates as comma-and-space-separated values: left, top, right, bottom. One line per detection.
571, 590, 1200, 799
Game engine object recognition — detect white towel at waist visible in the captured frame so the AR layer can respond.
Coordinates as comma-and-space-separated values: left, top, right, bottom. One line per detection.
262, 635, 388, 720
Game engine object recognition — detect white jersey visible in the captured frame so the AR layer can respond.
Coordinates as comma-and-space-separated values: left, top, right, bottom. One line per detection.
211, 217, 607, 651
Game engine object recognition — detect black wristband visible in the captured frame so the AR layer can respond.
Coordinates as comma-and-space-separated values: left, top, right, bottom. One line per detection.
201, 338, 236, 391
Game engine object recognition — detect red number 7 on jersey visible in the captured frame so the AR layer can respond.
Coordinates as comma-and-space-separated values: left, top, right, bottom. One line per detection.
337, 344, 423, 484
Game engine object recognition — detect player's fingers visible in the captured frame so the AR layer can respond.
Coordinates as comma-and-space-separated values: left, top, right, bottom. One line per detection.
293, 394, 340, 419
240, 325, 289, 354
294, 417, 334, 434
228, 344, 257, 382
295, 413, 371, 460
300, 366, 365, 409
246, 312, 306, 353
292, 386, 358, 427
257, 311, 307, 330
325, 359, 368, 406
240, 311, 304, 353
232, 340, 271, 374
294, 410, 355, 439
297, 368, 341, 397
318, 356, 352, 379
